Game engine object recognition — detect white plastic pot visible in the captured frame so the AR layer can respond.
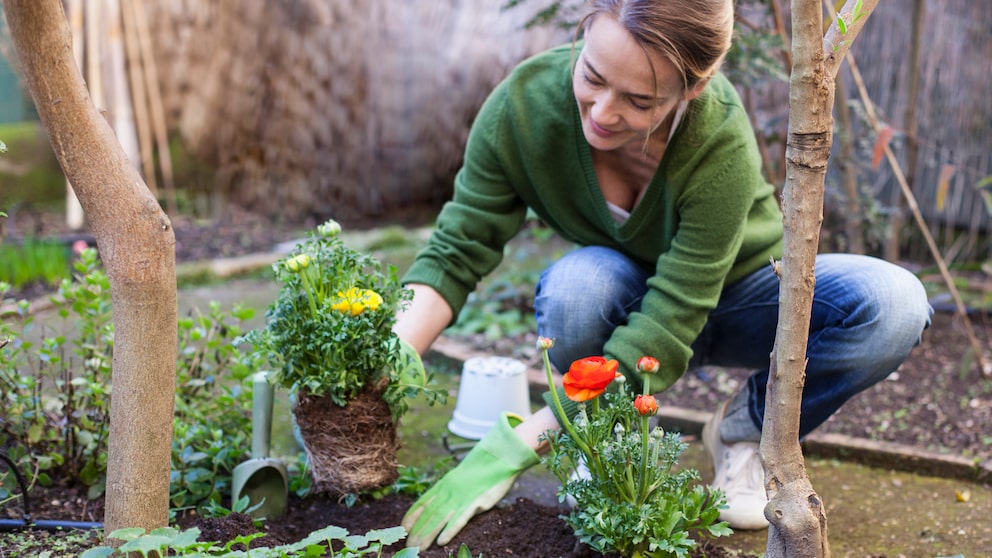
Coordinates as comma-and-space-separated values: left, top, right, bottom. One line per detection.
447, 356, 531, 440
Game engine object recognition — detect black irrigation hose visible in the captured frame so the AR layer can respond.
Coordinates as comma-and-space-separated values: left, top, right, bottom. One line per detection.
0, 449, 31, 522
0, 450, 102, 532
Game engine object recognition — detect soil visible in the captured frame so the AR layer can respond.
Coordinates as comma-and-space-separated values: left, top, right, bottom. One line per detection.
2, 207, 991, 557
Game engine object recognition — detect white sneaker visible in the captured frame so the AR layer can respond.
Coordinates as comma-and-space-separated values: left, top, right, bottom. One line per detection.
702, 403, 770, 530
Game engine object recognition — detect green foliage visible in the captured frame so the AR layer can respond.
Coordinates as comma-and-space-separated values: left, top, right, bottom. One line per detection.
243, 220, 444, 421
0, 123, 66, 208
0, 238, 71, 289
390, 461, 452, 499
0, 249, 113, 498
171, 302, 258, 514
723, 28, 788, 89
0, 250, 263, 514
201, 495, 265, 527
450, 544, 482, 558
447, 219, 548, 341
503, 0, 583, 30
835, 0, 865, 36
287, 452, 313, 498
539, 346, 730, 557
81, 524, 420, 558
447, 277, 537, 340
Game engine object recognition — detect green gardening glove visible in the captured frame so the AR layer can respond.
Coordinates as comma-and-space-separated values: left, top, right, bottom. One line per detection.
395, 338, 427, 386
402, 412, 539, 549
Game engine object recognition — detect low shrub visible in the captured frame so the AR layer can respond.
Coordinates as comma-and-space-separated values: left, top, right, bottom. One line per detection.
0, 248, 263, 515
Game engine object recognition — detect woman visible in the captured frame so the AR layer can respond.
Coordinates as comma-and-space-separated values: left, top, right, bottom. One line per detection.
395, 0, 932, 549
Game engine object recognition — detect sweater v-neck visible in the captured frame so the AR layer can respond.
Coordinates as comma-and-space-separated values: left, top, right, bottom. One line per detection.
574, 100, 687, 238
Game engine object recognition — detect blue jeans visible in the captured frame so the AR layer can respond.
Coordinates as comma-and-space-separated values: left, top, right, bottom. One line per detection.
534, 246, 933, 440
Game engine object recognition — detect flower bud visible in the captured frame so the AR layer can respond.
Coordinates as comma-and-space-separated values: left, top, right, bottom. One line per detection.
286, 254, 311, 272
318, 219, 342, 237
633, 394, 659, 417
536, 336, 555, 350
636, 356, 660, 375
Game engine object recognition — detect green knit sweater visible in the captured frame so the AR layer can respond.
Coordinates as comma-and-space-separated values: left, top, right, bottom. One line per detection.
403, 43, 783, 392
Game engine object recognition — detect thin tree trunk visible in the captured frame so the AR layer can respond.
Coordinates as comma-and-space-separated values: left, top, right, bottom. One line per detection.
3, 0, 178, 545
762, 0, 832, 551
762, 1, 881, 556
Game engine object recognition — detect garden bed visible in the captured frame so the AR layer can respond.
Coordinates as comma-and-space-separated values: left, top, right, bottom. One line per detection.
2, 207, 991, 556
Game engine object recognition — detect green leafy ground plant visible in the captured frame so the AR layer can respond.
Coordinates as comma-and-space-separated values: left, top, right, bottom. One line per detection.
538, 338, 731, 558
81, 524, 419, 558
0, 238, 70, 289
0, 249, 262, 514
0, 249, 113, 498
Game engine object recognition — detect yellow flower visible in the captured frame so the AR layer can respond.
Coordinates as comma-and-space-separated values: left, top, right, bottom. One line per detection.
331, 287, 383, 316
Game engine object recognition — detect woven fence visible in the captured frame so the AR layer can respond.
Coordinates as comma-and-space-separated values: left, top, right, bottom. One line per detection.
8, 1, 980, 261
144, 0, 569, 222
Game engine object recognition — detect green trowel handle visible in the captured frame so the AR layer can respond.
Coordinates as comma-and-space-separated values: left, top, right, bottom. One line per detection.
251, 371, 274, 459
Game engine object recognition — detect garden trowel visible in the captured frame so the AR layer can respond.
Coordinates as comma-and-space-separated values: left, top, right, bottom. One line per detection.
231, 371, 288, 519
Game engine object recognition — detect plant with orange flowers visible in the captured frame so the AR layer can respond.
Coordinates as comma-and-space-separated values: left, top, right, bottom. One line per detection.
538, 338, 730, 558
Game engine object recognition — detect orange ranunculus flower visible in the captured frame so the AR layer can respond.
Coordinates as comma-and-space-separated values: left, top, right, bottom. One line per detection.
562, 356, 620, 402
633, 394, 659, 416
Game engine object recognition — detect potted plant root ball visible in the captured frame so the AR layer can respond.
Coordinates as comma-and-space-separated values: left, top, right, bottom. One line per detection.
244, 219, 445, 497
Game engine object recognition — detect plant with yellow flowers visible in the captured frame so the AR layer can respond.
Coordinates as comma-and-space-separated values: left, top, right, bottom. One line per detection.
246, 219, 442, 420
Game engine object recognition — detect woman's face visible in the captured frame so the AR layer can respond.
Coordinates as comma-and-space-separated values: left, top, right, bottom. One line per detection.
573, 15, 687, 153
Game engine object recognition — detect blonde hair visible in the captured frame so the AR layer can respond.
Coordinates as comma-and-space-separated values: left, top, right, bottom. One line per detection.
575, 0, 734, 93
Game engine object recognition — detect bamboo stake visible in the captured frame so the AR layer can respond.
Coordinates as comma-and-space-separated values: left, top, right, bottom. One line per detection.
103, 0, 142, 175
121, 0, 157, 195
131, 0, 177, 215
65, 0, 85, 231
84, 0, 103, 108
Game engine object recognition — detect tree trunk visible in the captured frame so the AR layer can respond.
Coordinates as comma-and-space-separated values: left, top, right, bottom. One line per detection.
3, 0, 178, 544
761, 1, 881, 556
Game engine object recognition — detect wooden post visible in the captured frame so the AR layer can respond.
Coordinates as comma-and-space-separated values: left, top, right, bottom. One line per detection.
65, 0, 85, 231
132, 0, 177, 215
121, 0, 157, 195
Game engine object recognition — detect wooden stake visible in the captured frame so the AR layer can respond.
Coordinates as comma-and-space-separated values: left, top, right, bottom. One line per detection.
131, 0, 177, 215
121, 0, 157, 195
103, 0, 142, 175
65, 0, 85, 231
